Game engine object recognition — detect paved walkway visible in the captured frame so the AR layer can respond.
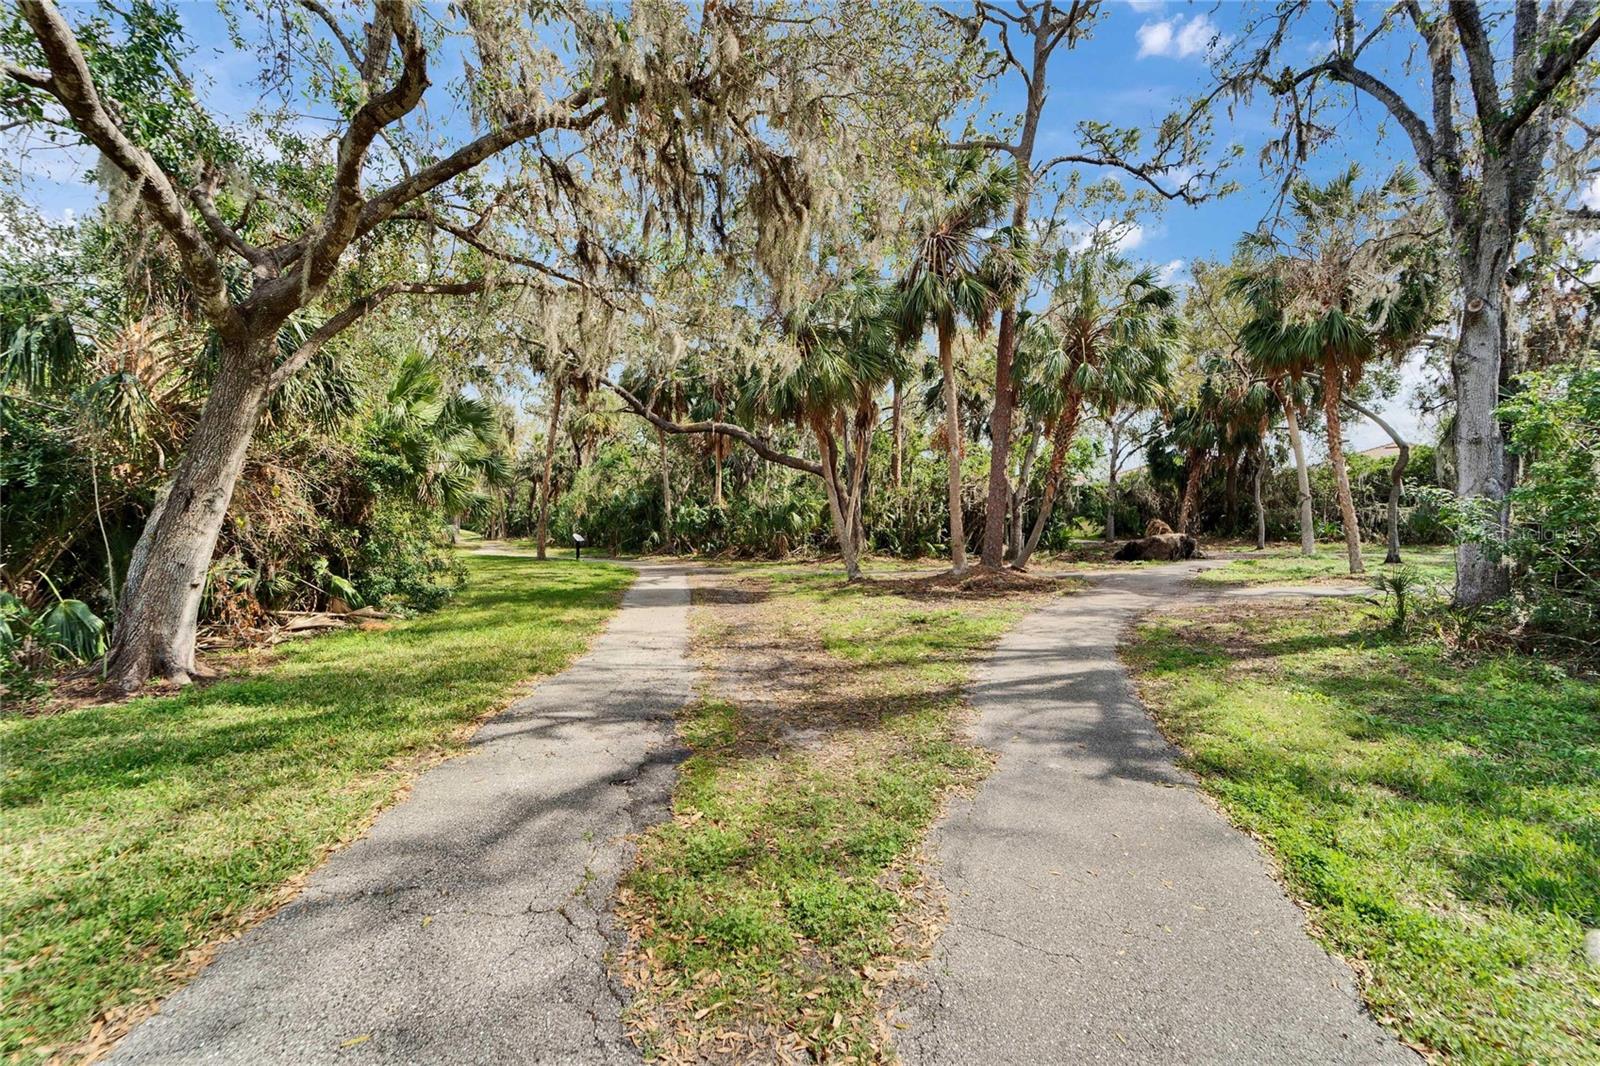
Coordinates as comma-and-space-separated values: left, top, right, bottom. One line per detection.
108, 564, 691, 1066
897, 561, 1417, 1065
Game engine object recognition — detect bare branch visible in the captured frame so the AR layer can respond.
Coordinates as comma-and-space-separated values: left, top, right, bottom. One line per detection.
943, 137, 1023, 158
297, 0, 429, 294
297, 0, 363, 68
268, 278, 516, 391
1301, 58, 1438, 172
1500, 3, 1600, 139
604, 379, 824, 478
1, 60, 53, 90
15, 0, 239, 336
390, 209, 604, 293
188, 172, 270, 269
1448, 1, 1506, 133
351, 95, 602, 243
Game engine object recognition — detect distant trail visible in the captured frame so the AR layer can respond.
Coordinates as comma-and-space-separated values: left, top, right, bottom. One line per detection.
107, 562, 692, 1066
896, 561, 1417, 1065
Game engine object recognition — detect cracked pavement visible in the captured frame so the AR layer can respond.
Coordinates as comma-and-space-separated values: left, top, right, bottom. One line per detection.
895, 561, 1418, 1065
106, 563, 692, 1066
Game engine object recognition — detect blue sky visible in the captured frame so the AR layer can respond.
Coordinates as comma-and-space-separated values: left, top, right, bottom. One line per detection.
4, 0, 1433, 452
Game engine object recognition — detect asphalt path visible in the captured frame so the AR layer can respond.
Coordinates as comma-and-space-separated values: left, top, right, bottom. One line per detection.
106, 563, 690, 1066
895, 561, 1418, 1065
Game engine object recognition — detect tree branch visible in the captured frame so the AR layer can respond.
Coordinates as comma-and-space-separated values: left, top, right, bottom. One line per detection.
188, 171, 270, 269
268, 278, 513, 392
1448, 1, 1506, 135
297, 0, 429, 295
944, 138, 1024, 159
15, 0, 239, 336
298, 0, 363, 69
390, 209, 604, 292
1035, 152, 1202, 202
1305, 58, 1438, 172
1500, 3, 1600, 139
340, 95, 602, 251
1, 59, 53, 90
604, 379, 824, 478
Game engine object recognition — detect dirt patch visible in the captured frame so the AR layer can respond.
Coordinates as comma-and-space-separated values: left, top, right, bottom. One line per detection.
612, 569, 1061, 1062
864, 566, 1078, 602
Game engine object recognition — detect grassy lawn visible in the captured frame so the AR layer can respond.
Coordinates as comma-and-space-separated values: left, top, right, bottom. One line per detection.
1125, 599, 1600, 1064
0, 554, 633, 1061
615, 566, 1064, 1061
1195, 543, 1456, 587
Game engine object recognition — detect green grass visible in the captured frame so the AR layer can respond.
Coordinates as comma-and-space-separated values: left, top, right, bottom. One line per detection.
1195, 543, 1456, 587
618, 566, 1054, 1060
1125, 600, 1600, 1064
0, 554, 633, 1060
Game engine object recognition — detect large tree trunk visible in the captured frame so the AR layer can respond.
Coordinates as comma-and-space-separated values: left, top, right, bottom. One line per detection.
1223, 453, 1240, 533
1104, 418, 1121, 543
980, 303, 1019, 568
1345, 397, 1408, 565
811, 422, 860, 581
1252, 445, 1267, 551
1177, 451, 1206, 534
105, 340, 270, 691
712, 399, 726, 508
1014, 394, 1083, 570
1452, 273, 1512, 604
657, 427, 673, 551
938, 325, 967, 575
1321, 359, 1364, 574
1282, 394, 1316, 556
1009, 421, 1043, 561
535, 375, 564, 560
890, 379, 904, 490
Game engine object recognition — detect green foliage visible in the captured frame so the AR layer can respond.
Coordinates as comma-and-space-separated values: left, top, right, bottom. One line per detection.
34, 595, 107, 664
1128, 601, 1600, 1063
1370, 565, 1432, 632
0, 554, 632, 1057
1495, 367, 1600, 646
622, 566, 1044, 1058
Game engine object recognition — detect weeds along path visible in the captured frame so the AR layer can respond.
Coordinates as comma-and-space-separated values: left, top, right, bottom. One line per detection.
107, 563, 692, 1066
895, 561, 1418, 1065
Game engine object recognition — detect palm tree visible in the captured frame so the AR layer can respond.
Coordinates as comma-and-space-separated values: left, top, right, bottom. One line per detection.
1232, 167, 1441, 574
1231, 271, 1320, 556
1209, 358, 1279, 547
1012, 255, 1178, 569
897, 152, 1023, 575
370, 353, 512, 536
760, 274, 902, 580
1090, 359, 1174, 544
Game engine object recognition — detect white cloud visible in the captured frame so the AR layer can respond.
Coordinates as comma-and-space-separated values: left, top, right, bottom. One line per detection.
1136, 14, 1224, 60
1156, 258, 1187, 285
1579, 175, 1600, 211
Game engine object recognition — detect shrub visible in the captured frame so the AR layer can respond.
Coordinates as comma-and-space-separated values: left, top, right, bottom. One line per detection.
1492, 367, 1600, 645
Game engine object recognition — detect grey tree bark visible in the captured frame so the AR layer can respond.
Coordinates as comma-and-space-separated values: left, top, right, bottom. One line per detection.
1009, 421, 1044, 561
1252, 445, 1267, 550
535, 375, 564, 560
10, 0, 598, 689
1282, 396, 1317, 556
938, 326, 968, 575
1345, 396, 1410, 565
106, 339, 271, 685
1268, 1, 1600, 602
1015, 394, 1084, 570
1321, 360, 1365, 574
1104, 417, 1122, 543
657, 428, 673, 550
